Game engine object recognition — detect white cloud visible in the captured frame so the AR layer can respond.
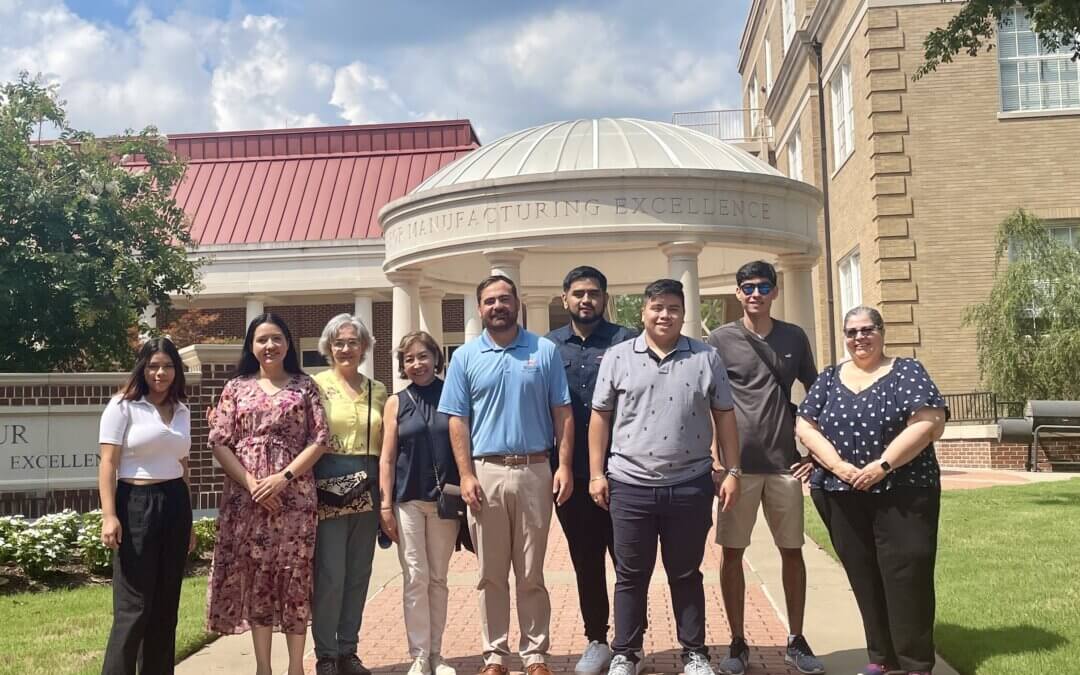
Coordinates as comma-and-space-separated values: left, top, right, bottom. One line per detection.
329, 61, 412, 125
0, 1, 746, 139
207, 14, 329, 131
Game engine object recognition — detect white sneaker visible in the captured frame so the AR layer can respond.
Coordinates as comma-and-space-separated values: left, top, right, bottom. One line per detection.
408, 656, 431, 675
683, 652, 715, 675
606, 652, 645, 675
431, 654, 456, 675
575, 641, 613, 675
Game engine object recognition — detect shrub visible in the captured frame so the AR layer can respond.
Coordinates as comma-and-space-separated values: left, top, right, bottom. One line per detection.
11, 510, 82, 578
0, 515, 29, 566
1, 509, 218, 581
77, 511, 113, 575
190, 517, 216, 561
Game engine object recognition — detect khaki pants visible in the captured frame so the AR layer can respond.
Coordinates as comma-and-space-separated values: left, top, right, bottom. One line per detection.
396, 500, 460, 658
468, 459, 553, 666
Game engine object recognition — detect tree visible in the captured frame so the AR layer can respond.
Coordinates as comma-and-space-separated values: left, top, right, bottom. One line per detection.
916, 1, 1080, 79
0, 74, 200, 372
613, 294, 728, 337
964, 209, 1080, 402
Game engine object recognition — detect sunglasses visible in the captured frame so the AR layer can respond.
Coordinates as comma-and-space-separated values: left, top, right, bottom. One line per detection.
739, 282, 774, 296
844, 326, 879, 339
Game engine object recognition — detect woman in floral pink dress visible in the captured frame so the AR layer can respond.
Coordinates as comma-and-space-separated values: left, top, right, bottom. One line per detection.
207, 313, 329, 675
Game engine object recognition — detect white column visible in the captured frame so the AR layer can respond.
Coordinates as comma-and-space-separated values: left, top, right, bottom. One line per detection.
662, 242, 705, 339
387, 271, 421, 393
245, 295, 266, 328
777, 252, 819, 361
465, 313, 483, 341
419, 288, 446, 345
523, 294, 552, 335
141, 303, 158, 329
484, 248, 525, 325
353, 292, 374, 378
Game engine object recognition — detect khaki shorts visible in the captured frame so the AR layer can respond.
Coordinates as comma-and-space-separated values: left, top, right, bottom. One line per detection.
715, 473, 804, 549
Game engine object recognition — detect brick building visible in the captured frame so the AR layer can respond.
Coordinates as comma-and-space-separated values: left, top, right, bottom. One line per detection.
731, 0, 1080, 394
143, 120, 481, 385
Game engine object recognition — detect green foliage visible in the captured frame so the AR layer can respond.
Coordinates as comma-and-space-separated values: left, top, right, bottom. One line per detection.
0, 515, 29, 566
0, 73, 200, 372
189, 516, 216, 561
916, 1, 1080, 80
75, 512, 112, 575
964, 209, 1080, 402
613, 294, 644, 330
9, 510, 82, 579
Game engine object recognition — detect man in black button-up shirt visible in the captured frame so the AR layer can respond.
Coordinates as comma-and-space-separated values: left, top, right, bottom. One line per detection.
546, 266, 636, 675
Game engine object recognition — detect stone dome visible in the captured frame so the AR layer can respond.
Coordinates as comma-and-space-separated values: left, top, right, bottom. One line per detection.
413, 117, 780, 191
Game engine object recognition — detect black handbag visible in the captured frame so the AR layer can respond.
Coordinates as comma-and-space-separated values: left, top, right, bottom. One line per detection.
406, 388, 466, 520
316, 378, 375, 510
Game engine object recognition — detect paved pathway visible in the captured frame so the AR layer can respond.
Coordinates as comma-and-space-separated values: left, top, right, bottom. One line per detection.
309, 522, 795, 675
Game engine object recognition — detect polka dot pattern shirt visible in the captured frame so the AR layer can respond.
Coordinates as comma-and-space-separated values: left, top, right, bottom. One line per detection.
797, 357, 948, 493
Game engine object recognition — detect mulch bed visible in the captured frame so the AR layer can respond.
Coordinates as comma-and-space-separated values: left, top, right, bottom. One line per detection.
0, 558, 211, 595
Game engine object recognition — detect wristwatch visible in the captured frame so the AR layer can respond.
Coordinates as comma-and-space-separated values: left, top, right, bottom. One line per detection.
727, 467, 743, 478
878, 459, 893, 474
283, 469, 295, 482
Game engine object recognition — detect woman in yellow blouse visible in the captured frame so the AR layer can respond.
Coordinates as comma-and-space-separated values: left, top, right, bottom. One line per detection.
311, 314, 389, 675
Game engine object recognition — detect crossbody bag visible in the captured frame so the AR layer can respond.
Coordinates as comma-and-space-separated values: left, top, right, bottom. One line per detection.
405, 388, 466, 520
738, 325, 798, 421
315, 378, 374, 511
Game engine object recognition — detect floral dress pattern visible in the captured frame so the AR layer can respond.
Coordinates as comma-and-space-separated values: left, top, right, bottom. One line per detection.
206, 374, 329, 634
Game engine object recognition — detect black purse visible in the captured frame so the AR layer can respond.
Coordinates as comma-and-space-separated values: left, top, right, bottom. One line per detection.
316, 378, 375, 510
406, 388, 466, 520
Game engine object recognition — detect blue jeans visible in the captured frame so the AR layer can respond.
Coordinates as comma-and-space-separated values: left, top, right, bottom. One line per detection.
609, 471, 714, 662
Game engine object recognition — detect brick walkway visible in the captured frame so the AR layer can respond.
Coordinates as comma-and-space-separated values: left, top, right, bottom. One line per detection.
306, 523, 796, 675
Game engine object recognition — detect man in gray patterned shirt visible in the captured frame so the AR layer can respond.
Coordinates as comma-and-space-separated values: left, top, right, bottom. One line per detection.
588, 278, 741, 675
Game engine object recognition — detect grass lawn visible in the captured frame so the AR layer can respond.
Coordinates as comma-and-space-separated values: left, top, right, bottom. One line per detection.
0, 575, 214, 675
804, 478, 1080, 675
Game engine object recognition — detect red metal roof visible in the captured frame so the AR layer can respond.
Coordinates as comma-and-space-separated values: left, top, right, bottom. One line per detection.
140, 120, 479, 246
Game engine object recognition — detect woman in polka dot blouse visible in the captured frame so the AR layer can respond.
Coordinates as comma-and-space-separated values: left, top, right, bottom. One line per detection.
795, 306, 948, 675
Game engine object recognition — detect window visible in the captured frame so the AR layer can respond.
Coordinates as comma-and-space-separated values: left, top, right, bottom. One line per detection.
787, 128, 803, 181
764, 36, 774, 94
782, 0, 796, 52
998, 7, 1080, 112
1050, 224, 1080, 248
749, 72, 761, 135
830, 59, 855, 168
838, 250, 862, 316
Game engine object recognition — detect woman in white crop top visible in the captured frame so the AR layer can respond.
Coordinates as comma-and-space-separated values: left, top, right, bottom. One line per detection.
98, 337, 194, 675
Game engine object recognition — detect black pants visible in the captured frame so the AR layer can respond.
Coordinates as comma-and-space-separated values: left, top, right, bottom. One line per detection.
811, 487, 939, 672
556, 477, 616, 643
102, 479, 193, 675
609, 472, 714, 662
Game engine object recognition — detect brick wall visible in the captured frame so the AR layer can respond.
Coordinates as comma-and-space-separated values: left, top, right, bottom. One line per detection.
936, 438, 1080, 471
443, 297, 465, 333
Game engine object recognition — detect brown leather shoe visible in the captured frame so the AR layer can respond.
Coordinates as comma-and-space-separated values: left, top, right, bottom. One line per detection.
526, 664, 553, 675
478, 665, 509, 675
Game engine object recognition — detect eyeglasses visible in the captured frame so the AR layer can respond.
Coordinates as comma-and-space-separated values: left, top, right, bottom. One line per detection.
331, 340, 363, 351
843, 326, 880, 339
739, 282, 774, 296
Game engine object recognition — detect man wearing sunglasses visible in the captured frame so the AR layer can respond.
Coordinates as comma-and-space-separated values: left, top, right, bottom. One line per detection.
706, 261, 824, 675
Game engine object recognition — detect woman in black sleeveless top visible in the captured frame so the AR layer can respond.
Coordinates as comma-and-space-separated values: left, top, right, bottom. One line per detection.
379, 331, 461, 675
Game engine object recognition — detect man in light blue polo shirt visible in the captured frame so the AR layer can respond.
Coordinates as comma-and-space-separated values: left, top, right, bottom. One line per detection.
439, 274, 573, 675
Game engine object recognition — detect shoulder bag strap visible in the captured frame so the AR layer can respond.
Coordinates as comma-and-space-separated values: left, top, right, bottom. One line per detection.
738, 324, 793, 404
365, 378, 373, 455
405, 388, 445, 494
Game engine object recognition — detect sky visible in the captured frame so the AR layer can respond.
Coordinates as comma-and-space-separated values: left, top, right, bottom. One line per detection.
1, 0, 753, 142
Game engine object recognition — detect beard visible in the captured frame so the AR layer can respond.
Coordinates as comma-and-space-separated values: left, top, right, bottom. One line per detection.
482, 310, 517, 330
571, 308, 603, 325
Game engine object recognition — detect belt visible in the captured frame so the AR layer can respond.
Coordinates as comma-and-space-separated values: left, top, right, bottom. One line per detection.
479, 451, 550, 466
